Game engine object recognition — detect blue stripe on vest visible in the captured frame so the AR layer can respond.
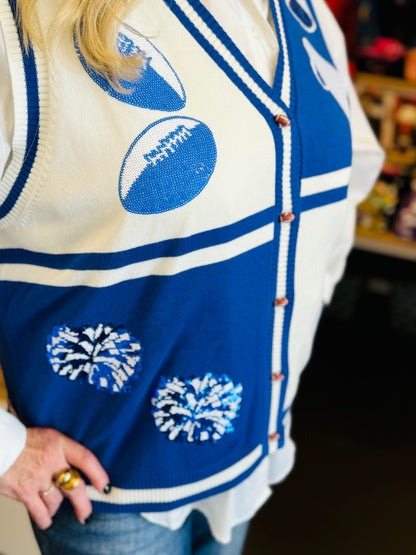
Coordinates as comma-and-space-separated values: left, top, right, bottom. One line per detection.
0, 206, 275, 269
0, 0, 40, 219
300, 186, 348, 212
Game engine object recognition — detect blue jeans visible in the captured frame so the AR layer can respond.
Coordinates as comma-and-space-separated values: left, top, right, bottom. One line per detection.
31, 502, 250, 555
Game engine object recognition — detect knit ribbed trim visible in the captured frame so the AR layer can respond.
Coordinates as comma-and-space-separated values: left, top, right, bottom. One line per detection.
271, 0, 302, 449
268, 126, 293, 453
271, 0, 292, 107
0, 0, 49, 228
86, 444, 263, 510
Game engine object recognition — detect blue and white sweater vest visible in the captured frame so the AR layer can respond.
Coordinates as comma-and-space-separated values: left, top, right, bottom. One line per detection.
0, 0, 353, 511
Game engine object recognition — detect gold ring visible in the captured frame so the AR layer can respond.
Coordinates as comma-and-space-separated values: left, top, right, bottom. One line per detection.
39, 483, 56, 497
54, 467, 81, 491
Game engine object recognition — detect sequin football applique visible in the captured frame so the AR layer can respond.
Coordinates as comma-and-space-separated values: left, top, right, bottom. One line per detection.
75, 26, 186, 111
46, 324, 142, 394
119, 116, 217, 214
151, 373, 243, 444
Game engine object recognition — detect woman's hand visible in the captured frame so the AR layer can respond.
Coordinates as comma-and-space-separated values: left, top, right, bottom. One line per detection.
0, 427, 110, 530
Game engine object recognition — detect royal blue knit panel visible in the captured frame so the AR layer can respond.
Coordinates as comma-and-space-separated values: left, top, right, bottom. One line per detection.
280, 0, 353, 179
0, 243, 273, 500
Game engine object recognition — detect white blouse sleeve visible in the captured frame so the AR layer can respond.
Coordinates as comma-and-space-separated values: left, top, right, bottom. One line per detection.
0, 21, 13, 179
0, 408, 27, 476
312, 0, 385, 302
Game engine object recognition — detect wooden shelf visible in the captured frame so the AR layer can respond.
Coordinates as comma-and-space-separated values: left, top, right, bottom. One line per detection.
0, 370, 7, 410
354, 227, 416, 260
355, 72, 416, 98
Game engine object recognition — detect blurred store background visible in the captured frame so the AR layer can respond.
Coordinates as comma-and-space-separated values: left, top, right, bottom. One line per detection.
1, 1, 415, 554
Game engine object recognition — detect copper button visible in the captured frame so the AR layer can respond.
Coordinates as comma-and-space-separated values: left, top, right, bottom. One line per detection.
274, 114, 291, 127
273, 298, 289, 307
279, 212, 295, 223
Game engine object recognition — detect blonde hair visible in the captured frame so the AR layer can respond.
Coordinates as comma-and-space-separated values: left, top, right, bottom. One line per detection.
16, 0, 144, 87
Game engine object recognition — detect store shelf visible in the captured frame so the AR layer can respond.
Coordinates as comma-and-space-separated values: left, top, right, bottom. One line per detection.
354, 227, 416, 260
353, 72, 416, 260
355, 72, 416, 98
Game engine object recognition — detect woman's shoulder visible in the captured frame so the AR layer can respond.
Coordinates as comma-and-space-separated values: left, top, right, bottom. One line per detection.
310, 0, 348, 68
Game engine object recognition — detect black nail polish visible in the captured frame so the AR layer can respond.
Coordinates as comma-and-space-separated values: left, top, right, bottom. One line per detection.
103, 483, 112, 494
84, 514, 93, 525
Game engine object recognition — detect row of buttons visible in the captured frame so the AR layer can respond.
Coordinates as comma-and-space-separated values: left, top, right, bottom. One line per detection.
273, 112, 294, 314
269, 113, 293, 443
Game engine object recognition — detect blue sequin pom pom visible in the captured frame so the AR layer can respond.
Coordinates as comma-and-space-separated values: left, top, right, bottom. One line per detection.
152, 372, 243, 444
46, 324, 142, 394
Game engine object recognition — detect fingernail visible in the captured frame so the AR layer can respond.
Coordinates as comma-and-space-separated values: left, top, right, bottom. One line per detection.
103, 483, 112, 494
84, 514, 93, 525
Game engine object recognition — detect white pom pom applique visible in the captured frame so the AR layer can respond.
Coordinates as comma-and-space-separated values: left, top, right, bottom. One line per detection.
46, 324, 142, 394
151, 372, 243, 444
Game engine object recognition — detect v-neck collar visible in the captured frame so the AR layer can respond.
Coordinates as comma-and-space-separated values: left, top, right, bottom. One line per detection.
200, 0, 279, 86
164, 0, 292, 116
